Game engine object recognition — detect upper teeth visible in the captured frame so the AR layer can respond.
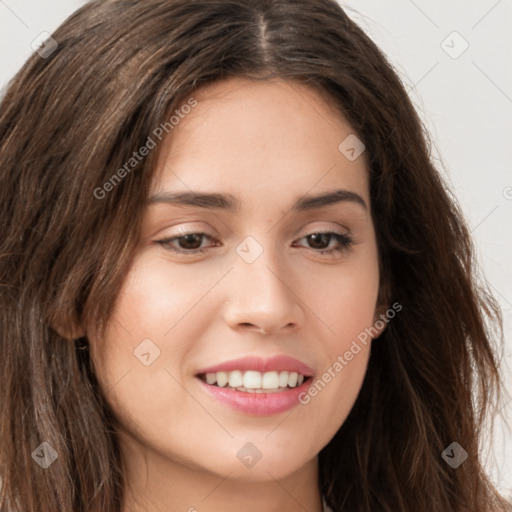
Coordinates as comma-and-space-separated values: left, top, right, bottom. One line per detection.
204, 370, 305, 391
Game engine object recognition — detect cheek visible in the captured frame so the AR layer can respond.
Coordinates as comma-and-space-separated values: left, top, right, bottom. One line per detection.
102, 252, 228, 360
110, 255, 205, 337
87, 254, 230, 437
295, 247, 379, 437
296, 334, 372, 456
301, 244, 380, 350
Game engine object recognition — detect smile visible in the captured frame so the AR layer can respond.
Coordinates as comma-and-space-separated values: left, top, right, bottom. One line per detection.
198, 370, 306, 392
195, 355, 314, 415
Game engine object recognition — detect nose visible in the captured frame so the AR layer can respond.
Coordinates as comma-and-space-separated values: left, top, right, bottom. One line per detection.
222, 242, 305, 336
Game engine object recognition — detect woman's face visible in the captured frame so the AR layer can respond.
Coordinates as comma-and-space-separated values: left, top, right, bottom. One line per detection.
89, 77, 382, 483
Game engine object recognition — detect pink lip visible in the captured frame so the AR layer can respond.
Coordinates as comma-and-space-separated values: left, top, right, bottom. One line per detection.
195, 355, 314, 416
196, 378, 312, 416
195, 355, 315, 377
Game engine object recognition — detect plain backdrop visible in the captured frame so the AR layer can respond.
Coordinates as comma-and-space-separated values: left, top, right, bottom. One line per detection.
1, 0, 511, 499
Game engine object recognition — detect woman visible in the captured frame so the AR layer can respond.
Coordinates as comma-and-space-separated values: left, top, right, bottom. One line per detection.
0, 0, 510, 511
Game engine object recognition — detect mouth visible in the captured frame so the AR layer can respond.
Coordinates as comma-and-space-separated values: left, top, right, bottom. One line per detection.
194, 355, 314, 415
197, 370, 310, 393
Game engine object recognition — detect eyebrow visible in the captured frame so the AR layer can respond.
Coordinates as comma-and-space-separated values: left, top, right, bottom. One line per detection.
147, 188, 367, 211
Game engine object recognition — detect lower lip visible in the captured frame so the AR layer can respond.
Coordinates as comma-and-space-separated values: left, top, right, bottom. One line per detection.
196, 377, 311, 416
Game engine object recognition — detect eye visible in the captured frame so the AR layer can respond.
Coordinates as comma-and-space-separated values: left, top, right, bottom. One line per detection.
292, 231, 354, 255
155, 230, 354, 257
156, 232, 216, 255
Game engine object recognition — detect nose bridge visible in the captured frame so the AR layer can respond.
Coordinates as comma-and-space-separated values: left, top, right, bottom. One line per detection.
223, 234, 303, 334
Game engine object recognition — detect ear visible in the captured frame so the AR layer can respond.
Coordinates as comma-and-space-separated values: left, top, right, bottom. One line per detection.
51, 324, 86, 341
372, 270, 394, 340
371, 304, 390, 340
49, 312, 86, 340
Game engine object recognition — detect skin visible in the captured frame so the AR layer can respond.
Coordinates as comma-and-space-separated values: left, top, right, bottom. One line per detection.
87, 77, 385, 512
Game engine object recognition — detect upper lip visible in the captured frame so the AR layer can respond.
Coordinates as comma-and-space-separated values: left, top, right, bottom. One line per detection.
196, 355, 315, 377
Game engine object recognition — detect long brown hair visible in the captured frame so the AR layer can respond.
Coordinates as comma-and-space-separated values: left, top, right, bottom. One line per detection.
0, 0, 510, 510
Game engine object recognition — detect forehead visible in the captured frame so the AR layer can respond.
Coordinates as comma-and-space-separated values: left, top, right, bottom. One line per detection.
151, 77, 369, 209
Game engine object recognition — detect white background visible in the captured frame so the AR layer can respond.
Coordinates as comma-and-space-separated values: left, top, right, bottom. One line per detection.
1, 0, 510, 498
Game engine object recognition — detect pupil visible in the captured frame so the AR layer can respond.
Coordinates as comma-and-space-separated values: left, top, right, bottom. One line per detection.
309, 233, 329, 249
180, 234, 202, 249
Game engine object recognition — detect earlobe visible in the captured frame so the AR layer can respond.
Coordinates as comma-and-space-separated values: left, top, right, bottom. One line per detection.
51, 325, 86, 341
50, 316, 86, 341
373, 275, 392, 340
48, 306, 87, 340
371, 304, 390, 340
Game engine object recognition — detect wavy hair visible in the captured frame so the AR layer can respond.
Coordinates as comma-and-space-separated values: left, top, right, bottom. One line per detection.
0, 0, 510, 510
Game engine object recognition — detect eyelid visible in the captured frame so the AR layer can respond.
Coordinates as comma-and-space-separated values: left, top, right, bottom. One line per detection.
155, 228, 354, 257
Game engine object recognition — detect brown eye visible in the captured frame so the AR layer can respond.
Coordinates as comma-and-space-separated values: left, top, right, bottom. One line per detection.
293, 231, 354, 255
306, 233, 332, 249
175, 233, 205, 250
156, 232, 216, 255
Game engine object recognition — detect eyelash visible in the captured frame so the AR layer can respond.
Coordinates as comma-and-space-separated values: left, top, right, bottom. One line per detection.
155, 231, 354, 257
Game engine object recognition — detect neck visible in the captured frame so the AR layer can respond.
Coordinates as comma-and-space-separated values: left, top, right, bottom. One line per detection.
119, 431, 324, 512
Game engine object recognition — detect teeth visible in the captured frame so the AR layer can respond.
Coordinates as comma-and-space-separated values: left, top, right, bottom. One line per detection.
202, 370, 307, 391
216, 371, 229, 387
262, 371, 279, 389
228, 370, 243, 388
244, 370, 262, 389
